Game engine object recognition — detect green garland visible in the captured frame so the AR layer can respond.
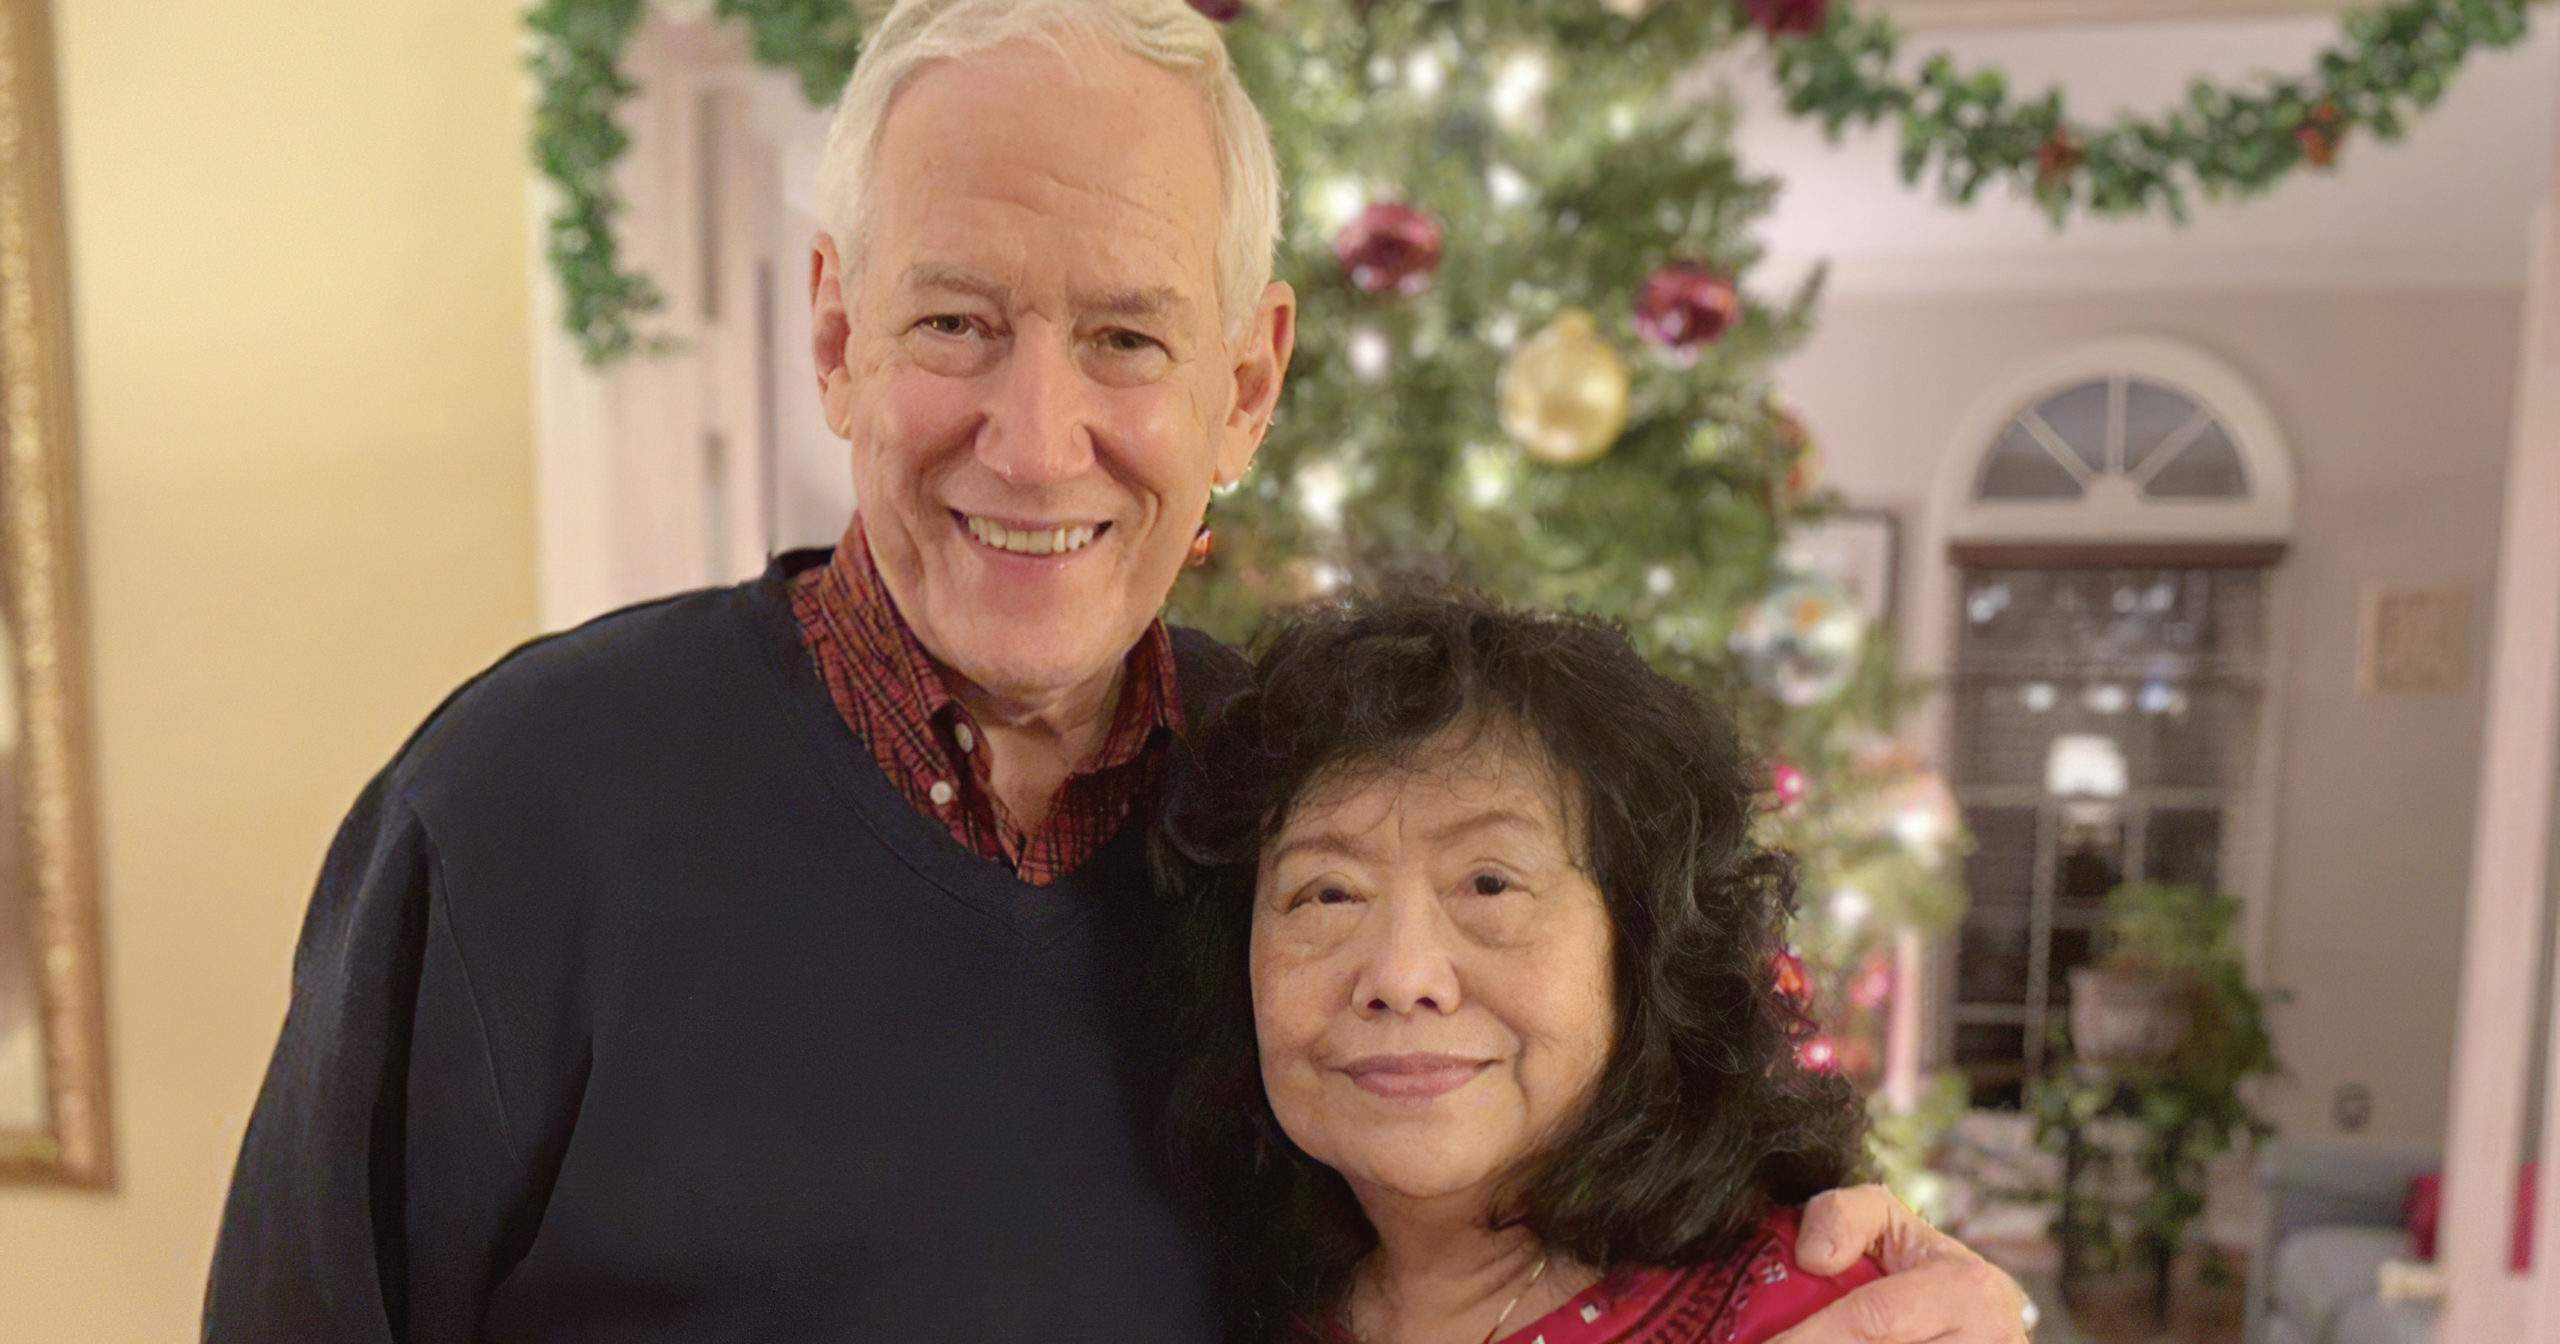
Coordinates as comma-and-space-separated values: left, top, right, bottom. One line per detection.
529, 0, 2549, 365
1775, 0, 2548, 221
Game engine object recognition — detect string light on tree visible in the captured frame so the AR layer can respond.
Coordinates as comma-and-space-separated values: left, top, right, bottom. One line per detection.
1347, 327, 1392, 381
1490, 51, 1551, 128
1770, 761, 1810, 810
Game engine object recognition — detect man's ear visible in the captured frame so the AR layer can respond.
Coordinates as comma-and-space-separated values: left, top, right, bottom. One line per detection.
1216, 280, 1297, 485
811, 233, 857, 440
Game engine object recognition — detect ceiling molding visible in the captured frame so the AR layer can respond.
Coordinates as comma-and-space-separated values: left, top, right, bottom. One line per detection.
1871, 0, 2353, 29
1788, 245, 2529, 296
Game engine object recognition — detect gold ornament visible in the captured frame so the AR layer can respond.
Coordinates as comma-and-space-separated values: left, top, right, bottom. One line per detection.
1601, 0, 1665, 15
1499, 309, 1630, 466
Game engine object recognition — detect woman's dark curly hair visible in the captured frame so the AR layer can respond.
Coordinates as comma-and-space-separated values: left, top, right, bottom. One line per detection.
1154, 586, 1869, 1342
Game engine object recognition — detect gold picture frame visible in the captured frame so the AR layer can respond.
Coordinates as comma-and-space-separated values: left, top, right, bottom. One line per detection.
0, 0, 110, 1187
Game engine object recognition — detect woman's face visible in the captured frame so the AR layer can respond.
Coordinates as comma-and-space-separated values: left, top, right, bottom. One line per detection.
1250, 728, 1616, 1207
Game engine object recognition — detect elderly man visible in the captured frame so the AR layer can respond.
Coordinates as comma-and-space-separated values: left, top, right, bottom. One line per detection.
206, 1, 2028, 1340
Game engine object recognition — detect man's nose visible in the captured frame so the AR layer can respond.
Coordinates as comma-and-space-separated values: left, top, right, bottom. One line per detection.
976, 330, 1096, 486
1351, 891, 1463, 1017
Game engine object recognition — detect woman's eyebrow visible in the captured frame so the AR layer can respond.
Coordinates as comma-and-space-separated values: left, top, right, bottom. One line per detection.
1264, 830, 1367, 868
1421, 808, 1545, 845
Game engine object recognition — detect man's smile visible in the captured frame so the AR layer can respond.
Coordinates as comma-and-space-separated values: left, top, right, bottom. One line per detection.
959, 512, 1108, 557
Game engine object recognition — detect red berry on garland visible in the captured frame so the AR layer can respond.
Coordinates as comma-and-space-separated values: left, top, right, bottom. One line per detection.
2035, 129, 2084, 191
1634, 262, 1742, 363
1186, 0, 1244, 21
1334, 201, 1445, 297
2298, 125, 2338, 169
1742, 0, 1828, 37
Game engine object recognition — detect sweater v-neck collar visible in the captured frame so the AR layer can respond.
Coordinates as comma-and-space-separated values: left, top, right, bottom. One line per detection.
745, 550, 1155, 948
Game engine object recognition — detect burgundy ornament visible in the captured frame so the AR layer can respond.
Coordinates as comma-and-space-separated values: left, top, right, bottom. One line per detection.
1187, 0, 1244, 21
1741, 0, 1827, 37
1634, 262, 1742, 361
1334, 201, 1445, 297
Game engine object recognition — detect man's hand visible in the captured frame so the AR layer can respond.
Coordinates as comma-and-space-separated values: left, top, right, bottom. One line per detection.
1775, 1185, 2034, 1343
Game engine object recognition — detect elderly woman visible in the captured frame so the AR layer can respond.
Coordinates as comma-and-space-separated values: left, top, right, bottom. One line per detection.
1161, 588, 1883, 1344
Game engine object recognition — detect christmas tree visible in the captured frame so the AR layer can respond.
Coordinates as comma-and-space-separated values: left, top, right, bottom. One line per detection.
1173, 0, 1969, 1105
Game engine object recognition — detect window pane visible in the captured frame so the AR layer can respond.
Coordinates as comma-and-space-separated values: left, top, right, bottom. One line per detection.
2122, 379, 2208, 476
1958, 917, 2034, 1006
2146, 808, 2224, 890
1963, 805, 2040, 901
2148, 683, 2253, 788
2056, 811, 2126, 899
1955, 1022, 2029, 1065
2030, 380, 2114, 475
2145, 422, 2251, 498
2048, 925, 2100, 1004
1977, 421, 2086, 500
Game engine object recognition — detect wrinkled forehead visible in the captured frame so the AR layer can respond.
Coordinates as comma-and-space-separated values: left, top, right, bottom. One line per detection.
865, 38, 1226, 267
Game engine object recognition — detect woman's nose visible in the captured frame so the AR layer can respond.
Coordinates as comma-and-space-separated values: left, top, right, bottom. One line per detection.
1350, 892, 1463, 1017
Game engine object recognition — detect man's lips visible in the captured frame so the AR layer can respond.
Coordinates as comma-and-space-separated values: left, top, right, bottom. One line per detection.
955, 510, 1110, 558
1340, 1053, 1494, 1100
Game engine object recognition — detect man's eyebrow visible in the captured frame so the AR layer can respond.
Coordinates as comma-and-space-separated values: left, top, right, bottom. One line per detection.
898, 263, 1009, 302
1084, 286, 1191, 320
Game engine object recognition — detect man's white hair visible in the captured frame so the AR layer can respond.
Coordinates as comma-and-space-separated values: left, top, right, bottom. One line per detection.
816, 0, 1282, 341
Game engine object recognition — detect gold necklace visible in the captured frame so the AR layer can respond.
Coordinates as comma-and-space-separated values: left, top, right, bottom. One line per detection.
1479, 1253, 1552, 1344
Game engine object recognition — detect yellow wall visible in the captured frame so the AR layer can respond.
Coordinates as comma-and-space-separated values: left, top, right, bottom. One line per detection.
0, 0, 539, 1337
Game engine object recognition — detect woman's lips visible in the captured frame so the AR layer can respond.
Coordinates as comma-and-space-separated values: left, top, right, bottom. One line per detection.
1340, 1053, 1492, 1100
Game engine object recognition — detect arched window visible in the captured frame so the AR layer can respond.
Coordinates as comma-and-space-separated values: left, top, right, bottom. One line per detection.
1931, 338, 2293, 1108
1947, 336, 2295, 555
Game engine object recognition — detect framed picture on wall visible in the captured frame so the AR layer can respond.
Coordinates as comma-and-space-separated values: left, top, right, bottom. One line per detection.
1781, 510, 1900, 633
0, 0, 112, 1188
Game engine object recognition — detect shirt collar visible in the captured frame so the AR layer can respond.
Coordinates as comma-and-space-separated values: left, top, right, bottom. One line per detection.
818, 515, 1185, 761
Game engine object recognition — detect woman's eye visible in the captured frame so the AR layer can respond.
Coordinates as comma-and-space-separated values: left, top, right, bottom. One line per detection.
1470, 873, 1512, 897
1313, 884, 1357, 906
918, 314, 973, 337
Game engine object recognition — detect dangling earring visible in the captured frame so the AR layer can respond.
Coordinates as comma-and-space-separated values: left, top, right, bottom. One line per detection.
1186, 520, 1216, 569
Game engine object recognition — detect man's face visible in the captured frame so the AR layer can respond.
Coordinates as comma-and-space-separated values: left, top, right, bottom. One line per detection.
811, 40, 1293, 711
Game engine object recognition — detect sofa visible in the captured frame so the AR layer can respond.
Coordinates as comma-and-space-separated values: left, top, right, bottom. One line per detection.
2247, 1137, 2441, 1344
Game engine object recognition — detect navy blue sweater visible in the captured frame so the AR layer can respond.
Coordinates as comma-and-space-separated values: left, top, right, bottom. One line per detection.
206, 551, 1232, 1343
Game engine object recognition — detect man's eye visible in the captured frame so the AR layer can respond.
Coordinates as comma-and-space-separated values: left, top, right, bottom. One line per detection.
918, 315, 974, 337
1101, 329, 1162, 354
1470, 873, 1512, 897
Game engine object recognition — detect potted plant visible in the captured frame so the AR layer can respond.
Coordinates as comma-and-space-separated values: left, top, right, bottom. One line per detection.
2033, 882, 2283, 1317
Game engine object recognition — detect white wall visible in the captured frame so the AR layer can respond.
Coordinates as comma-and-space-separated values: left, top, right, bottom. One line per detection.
0, 0, 540, 1339
1782, 285, 2522, 1144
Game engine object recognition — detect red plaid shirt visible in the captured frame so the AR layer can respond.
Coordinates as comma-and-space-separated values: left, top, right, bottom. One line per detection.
790, 519, 1183, 886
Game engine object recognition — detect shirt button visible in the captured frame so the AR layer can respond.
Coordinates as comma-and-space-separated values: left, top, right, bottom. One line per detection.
953, 722, 976, 753
928, 780, 956, 807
